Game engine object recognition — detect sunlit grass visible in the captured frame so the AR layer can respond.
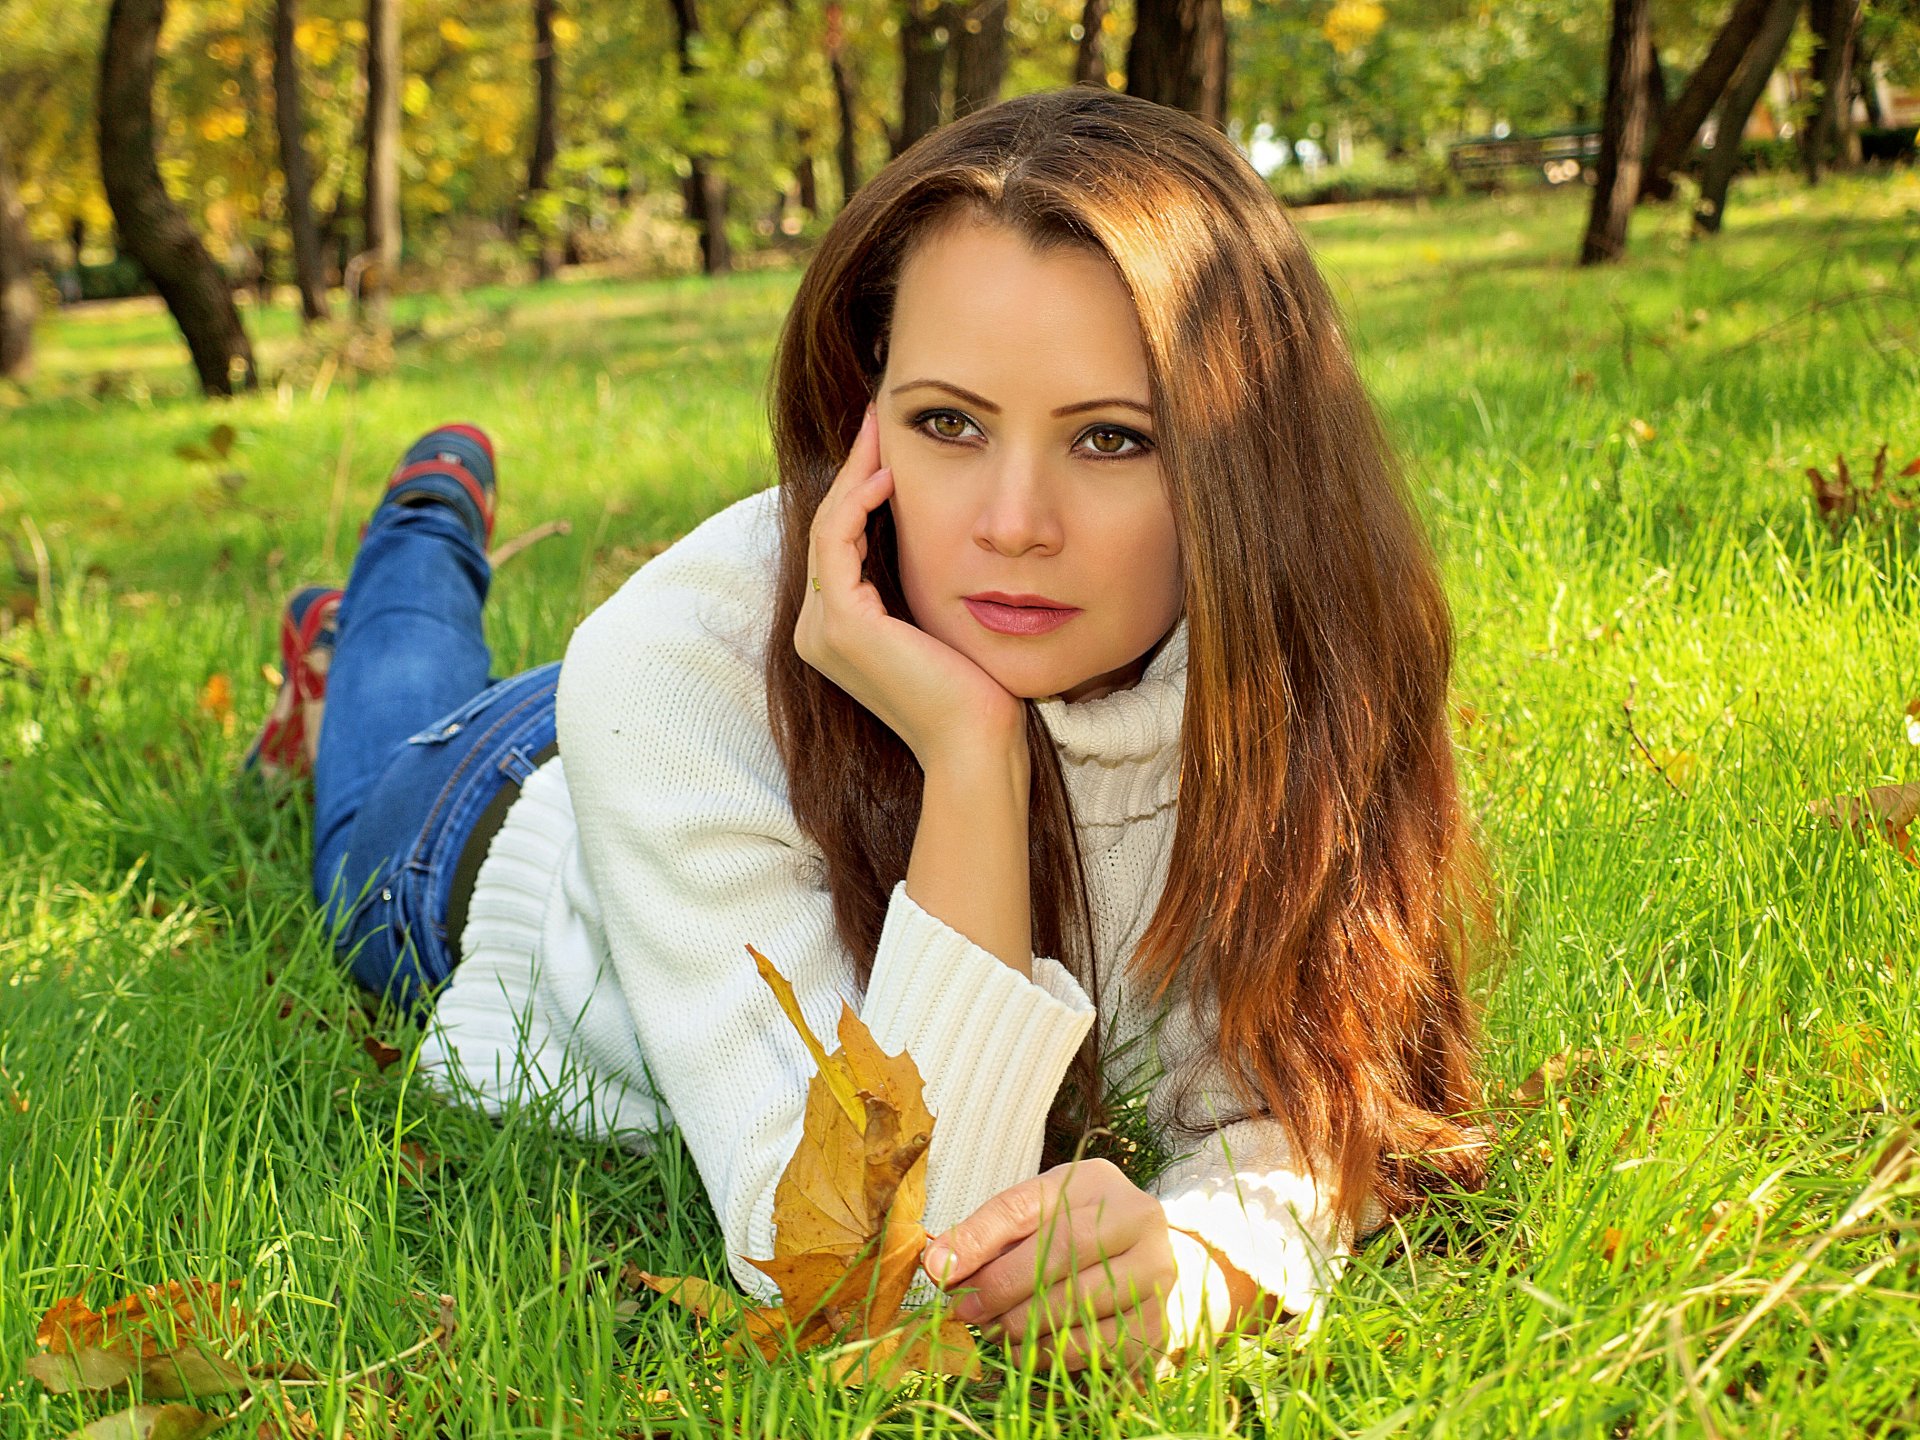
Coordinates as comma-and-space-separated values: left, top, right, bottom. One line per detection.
3, 170, 1918, 1435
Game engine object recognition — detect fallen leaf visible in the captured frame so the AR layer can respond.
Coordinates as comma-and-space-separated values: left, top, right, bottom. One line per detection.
1512, 1035, 1674, 1107
29, 1280, 254, 1402
1809, 782, 1920, 864
395, 1142, 441, 1187
644, 945, 980, 1384
72, 1405, 226, 1440
38, 1280, 251, 1360
198, 675, 234, 733
360, 1035, 403, 1070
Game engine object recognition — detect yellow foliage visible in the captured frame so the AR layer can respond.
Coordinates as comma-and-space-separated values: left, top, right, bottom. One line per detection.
552, 14, 580, 44
1323, 0, 1385, 54
402, 75, 432, 118
293, 18, 339, 65
439, 17, 474, 47
197, 109, 248, 143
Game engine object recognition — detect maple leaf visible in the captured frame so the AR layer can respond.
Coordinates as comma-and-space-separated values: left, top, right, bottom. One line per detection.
29, 1280, 252, 1399
640, 944, 981, 1387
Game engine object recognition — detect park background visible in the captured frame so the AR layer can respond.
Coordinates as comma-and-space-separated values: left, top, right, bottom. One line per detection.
3, 1, 1920, 1436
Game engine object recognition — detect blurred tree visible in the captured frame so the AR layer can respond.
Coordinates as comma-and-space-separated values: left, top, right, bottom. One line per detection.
0, 129, 35, 380
1694, 0, 1800, 232
1073, 0, 1110, 86
1127, 0, 1226, 127
1802, 0, 1863, 178
1640, 0, 1774, 201
668, 0, 730, 272
98, 0, 257, 394
953, 0, 1008, 115
523, 0, 563, 276
1581, 0, 1651, 264
898, 0, 950, 153
826, 1, 861, 197
273, 0, 331, 320
360, 0, 401, 324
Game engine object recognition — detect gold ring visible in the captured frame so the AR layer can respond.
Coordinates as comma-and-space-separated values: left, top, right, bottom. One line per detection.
811, 576, 821, 592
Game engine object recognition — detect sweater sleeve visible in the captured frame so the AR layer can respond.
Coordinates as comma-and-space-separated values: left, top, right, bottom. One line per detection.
556, 516, 1095, 1310
1140, 985, 1391, 1338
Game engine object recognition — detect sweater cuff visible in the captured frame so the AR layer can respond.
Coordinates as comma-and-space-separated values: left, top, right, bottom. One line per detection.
1148, 1120, 1355, 1332
859, 880, 1095, 1307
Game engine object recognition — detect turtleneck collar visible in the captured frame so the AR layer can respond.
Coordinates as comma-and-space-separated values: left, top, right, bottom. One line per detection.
1032, 616, 1187, 838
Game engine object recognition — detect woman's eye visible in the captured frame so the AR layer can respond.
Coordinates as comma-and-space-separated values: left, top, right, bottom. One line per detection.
1079, 425, 1150, 458
918, 410, 979, 441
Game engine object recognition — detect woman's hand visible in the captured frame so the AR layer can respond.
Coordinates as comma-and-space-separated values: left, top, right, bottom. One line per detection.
920, 1157, 1189, 1376
795, 403, 1028, 770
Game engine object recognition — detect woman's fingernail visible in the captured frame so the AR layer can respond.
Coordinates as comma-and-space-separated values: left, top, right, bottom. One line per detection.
924, 1244, 954, 1281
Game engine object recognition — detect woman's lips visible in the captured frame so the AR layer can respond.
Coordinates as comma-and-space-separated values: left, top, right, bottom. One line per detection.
962, 598, 1082, 636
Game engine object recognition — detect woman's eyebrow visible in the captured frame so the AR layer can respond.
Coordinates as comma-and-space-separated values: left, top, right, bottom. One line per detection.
889, 378, 1151, 419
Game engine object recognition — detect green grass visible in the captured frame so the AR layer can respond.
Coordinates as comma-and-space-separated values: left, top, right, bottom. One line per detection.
4, 171, 1919, 1436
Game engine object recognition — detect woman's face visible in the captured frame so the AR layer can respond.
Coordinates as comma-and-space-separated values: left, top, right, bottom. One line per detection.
876, 214, 1183, 704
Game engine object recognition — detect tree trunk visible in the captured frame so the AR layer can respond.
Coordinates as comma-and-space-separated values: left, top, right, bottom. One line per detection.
359, 0, 401, 325
523, 0, 562, 278
898, 0, 950, 154
0, 133, 36, 381
97, 0, 257, 394
1124, 0, 1227, 129
795, 130, 820, 216
1694, 0, 1800, 234
668, 0, 730, 274
1580, 0, 1652, 265
1645, 25, 1668, 136
951, 0, 1007, 118
272, 0, 329, 322
1802, 0, 1863, 181
1074, 0, 1109, 87
826, 3, 860, 201
1639, 0, 1773, 203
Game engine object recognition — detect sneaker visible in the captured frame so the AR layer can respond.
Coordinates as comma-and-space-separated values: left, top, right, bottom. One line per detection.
243, 584, 344, 783
374, 423, 498, 550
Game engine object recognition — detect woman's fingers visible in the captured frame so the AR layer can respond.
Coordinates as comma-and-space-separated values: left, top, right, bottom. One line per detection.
953, 1211, 1110, 1328
806, 406, 887, 597
985, 1260, 1135, 1341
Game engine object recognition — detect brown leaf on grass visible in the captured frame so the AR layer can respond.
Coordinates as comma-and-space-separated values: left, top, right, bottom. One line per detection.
38, 1280, 251, 1360
395, 1142, 441, 1188
642, 944, 980, 1385
1809, 782, 1920, 866
70, 1404, 226, 1440
360, 1035, 403, 1070
29, 1281, 252, 1400
1512, 1035, 1675, 1108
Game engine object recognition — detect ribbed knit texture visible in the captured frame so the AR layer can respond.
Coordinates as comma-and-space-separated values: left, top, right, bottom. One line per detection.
417, 484, 1386, 1336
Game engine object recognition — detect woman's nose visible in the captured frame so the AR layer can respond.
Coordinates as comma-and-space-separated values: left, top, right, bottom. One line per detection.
973, 454, 1064, 558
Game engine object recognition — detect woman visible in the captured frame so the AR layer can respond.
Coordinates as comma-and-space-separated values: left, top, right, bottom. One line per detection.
251, 87, 1491, 1379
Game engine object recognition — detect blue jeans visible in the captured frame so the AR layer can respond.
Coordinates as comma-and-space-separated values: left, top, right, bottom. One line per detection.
312, 500, 558, 1015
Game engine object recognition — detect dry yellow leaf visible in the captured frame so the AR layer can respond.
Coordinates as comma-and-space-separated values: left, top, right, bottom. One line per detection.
642, 944, 980, 1385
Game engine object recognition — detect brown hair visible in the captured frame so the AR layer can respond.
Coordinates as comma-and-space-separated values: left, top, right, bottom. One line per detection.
764, 87, 1492, 1235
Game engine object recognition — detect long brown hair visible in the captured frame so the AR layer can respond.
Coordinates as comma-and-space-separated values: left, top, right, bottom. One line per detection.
764, 87, 1492, 1235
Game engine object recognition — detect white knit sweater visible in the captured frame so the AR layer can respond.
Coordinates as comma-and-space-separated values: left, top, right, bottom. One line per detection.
417, 485, 1381, 1336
